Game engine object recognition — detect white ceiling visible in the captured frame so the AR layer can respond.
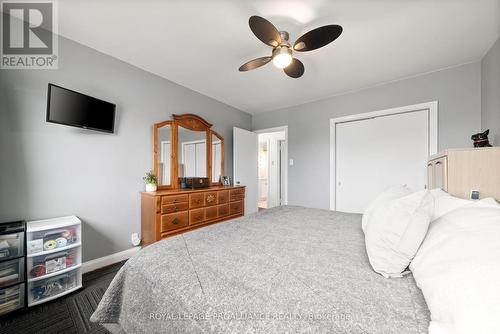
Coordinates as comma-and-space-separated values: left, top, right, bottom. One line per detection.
57, 0, 500, 114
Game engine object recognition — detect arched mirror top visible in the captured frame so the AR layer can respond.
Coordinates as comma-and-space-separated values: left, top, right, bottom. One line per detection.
173, 114, 213, 131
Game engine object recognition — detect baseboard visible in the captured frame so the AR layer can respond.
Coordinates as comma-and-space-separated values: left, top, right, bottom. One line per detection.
82, 247, 140, 274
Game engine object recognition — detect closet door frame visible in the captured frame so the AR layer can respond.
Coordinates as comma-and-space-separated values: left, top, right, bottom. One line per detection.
329, 101, 438, 211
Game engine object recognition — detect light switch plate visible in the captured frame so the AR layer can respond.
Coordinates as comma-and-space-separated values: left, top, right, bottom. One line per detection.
289, 159, 294, 166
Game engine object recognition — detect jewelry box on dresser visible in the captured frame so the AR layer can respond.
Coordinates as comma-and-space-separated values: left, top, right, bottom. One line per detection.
141, 113, 246, 246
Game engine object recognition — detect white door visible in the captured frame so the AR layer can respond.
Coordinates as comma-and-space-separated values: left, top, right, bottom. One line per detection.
212, 141, 221, 181
182, 141, 207, 177
161, 141, 171, 185
335, 110, 429, 213
196, 142, 207, 177
183, 143, 196, 177
233, 127, 258, 215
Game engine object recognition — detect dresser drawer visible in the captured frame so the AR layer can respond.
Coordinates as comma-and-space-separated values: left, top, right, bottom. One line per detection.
230, 188, 245, 201
218, 204, 230, 217
218, 190, 229, 204
189, 193, 205, 209
205, 206, 218, 220
161, 195, 188, 205
160, 212, 189, 232
190, 209, 205, 225
161, 202, 189, 214
204, 192, 218, 207
230, 201, 244, 215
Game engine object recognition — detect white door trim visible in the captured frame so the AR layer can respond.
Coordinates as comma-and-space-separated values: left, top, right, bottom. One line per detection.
254, 126, 289, 205
329, 101, 438, 211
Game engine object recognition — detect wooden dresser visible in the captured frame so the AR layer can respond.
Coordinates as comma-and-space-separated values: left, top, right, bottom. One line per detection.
141, 186, 245, 245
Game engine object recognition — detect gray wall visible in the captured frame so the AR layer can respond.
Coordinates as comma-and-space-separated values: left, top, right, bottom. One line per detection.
252, 62, 482, 209
0, 37, 251, 261
481, 37, 500, 145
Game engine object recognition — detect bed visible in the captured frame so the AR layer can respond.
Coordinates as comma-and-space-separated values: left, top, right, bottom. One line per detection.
91, 206, 429, 333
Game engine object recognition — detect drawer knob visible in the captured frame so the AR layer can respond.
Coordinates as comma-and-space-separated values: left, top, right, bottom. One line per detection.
172, 218, 179, 225
173, 199, 178, 203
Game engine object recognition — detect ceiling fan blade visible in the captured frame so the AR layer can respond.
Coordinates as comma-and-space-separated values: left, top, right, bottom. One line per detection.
293, 25, 343, 52
283, 58, 304, 78
249, 16, 281, 47
238, 56, 272, 72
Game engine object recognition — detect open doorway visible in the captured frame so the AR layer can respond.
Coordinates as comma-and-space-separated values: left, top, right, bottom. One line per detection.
256, 127, 288, 210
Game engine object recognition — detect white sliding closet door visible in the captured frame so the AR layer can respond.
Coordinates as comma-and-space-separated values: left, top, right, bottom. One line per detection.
196, 143, 207, 177
335, 110, 429, 213
183, 144, 197, 177
161, 142, 171, 185
212, 142, 221, 180
182, 141, 206, 177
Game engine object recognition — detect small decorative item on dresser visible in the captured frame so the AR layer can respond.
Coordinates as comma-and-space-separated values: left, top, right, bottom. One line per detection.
143, 170, 158, 192
179, 177, 188, 189
471, 129, 492, 147
221, 176, 232, 186
183, 177, 209, 189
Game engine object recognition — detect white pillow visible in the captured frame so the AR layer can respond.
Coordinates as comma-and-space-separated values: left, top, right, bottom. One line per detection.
429, 189, 471, 220
410, 199, 500, 334
365, 190, 434, 278
362, 185, 412, 233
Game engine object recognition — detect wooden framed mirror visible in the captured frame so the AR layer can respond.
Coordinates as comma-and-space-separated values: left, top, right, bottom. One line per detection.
153, 114, 224, 190
209, 130, 224, 185
153, 121, 174, 188
177, 123, 208, 179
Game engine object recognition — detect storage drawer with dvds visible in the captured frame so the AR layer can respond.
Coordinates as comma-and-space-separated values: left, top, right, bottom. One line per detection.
0, 258, 24, 288
0, 283, 24, 316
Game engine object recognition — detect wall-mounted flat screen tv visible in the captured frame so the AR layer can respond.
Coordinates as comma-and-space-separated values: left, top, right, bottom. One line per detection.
46, 83, 116, 133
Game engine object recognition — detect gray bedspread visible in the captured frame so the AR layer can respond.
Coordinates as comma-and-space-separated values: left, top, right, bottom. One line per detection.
91, 206, 429, 333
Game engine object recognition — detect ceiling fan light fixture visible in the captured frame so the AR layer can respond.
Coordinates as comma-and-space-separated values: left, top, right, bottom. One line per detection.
241, 15, 342, 78
272, 46, 293, 69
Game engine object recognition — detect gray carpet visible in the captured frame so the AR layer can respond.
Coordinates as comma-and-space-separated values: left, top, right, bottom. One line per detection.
0, 261, 124, 334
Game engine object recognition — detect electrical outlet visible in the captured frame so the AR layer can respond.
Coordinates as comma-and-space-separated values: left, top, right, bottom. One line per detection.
131, 233, 141, 246
470, 190, 480, 200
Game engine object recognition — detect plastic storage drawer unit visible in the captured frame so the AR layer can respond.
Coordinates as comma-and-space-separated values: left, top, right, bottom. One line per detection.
26, 216, 82, 307
0, 221, 26, 316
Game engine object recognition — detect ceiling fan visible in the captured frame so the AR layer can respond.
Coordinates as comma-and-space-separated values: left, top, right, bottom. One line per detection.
239, 16, 343, 78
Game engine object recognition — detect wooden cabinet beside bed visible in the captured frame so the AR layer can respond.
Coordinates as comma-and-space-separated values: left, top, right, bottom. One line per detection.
428, 147, 500, 200
141, 186, 245, 246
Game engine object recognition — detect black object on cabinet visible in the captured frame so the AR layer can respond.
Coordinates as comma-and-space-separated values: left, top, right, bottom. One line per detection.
0, 221, 26, 316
